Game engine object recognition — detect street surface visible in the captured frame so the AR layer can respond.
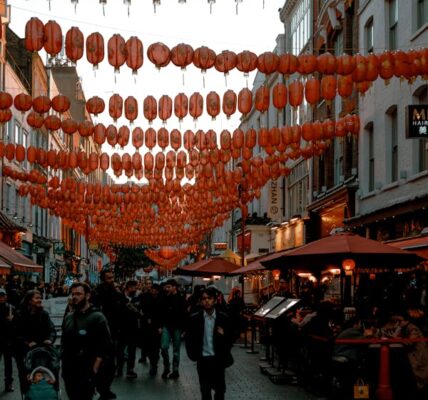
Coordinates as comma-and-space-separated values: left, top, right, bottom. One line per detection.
0, 344, 322, 400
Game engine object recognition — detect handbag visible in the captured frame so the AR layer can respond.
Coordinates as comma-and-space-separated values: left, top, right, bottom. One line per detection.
353, 378, 369, 399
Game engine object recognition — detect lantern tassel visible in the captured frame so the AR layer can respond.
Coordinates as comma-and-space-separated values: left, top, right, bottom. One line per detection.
182, 71, 185, 86
48, 0, 51, 11
103, 3, 106, 16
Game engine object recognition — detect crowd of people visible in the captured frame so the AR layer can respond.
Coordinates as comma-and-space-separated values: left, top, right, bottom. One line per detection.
0, 270, 244, 400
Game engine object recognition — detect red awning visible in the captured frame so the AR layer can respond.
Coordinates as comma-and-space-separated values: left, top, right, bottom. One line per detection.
386, 236, 428, 259
0, 259, 11, 275
0, 241, 43, 273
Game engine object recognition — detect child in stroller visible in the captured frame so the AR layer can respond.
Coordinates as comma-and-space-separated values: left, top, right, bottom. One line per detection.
22, 345, 60, 400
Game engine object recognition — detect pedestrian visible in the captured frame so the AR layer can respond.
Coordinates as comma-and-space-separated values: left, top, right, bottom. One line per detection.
0, 288, 15, 392
62, 282, 113, 400
185, 287, 235, 400
140, 283, 163, 376
14, 290, 57, 393
92, 269, 121, 399
159, 279, 188, 379
116, 280, 140, 379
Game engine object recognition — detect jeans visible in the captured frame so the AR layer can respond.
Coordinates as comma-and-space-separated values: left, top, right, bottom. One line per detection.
0, 345, 13, 386
160, 328, 181, 372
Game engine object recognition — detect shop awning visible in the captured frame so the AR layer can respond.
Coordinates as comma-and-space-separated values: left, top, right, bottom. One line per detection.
0, 210, 26, 232
0, 259, 11, 275
386, 236, 428, 259
0, 241, 43, 273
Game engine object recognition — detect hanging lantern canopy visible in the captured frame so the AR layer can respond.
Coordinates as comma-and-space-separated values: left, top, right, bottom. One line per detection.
86, 32, 105, 70
108, 34, 126, 74
143, 96, 157, 124
44, 20, 63, 58
25, 17, 44, 53
125, 36, 144, 75
65, 27, 84, 63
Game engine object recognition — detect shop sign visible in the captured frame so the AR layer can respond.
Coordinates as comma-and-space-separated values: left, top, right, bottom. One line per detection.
213, 242, 227, 251
53, 241, 65, 255
268, 179, 282, 223
406, 105, 428, 138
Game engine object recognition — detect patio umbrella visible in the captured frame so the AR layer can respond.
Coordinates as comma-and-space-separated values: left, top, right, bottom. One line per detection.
175, 257, 242, 277
232, 259, 265, 274
261, 232, 425, 270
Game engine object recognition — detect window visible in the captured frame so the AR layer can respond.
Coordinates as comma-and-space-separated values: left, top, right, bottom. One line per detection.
290, 0, 311, 55
388, 0, 398, 50
365, 18, 374, 54
23, 129, 28, 170
287, 161, 308, 218
368, 124, 375, 192
334, 32, 343, 56
387, 107, 399, 182
14, 121, 22, 145
334, 138, 344, 185
417, 0, 428, 29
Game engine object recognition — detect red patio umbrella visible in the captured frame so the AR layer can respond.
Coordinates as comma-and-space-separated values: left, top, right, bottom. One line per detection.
261, 232, 424, 270
175, 257, 242, 277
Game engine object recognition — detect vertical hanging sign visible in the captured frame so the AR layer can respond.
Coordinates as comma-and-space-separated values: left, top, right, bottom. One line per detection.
268, 179, 281, 223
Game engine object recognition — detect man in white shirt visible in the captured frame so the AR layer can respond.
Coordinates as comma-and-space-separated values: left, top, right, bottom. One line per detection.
185, 287, 234, 400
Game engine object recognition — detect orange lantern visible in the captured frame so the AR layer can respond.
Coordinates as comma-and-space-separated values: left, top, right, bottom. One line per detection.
132, 127, 144, 150
288, 79, 304, 108
365, 53, 379, 81
321, 75, 337, 102
125, 36, 144, 74
61, 118, 78, 135
193, 46, 216, 74
222, 90, 237, 119
170, 43, 194, 70
106, 125, 118, 147
170, 129, 181, 151
124, 96, 138, 123
238, 88, 253, 116
379, 51, 395, 82
352, 54, 366, 83
183, 130, 194, 150
174, 93, 188, 122
157, 127, 169, 151
277, 53, 299, 77
86, 96, 105, 116
65, 27, 84, 63
25, 17, 44, 52
33, 95, 51, 114
14, 93, 32, 113
27, 112, 44, 129
44, 115, 62, 131
189, 92, 203, 121
0, 92, 12, 110
206, 91, 220, 120
147, 42, 170, 69
336, 53, 356, 75
304, 77, 320, 106
145, 127, 156, 150
107, 34, 126, 73
338, 75, 354, 98
272, 83, 287, 110
117, 126, 130, 147
215, 50, 237, 76
342, 258, 355, 271
109, 94, 123, 121
44, 20, 62, 57
255, 85, 269, 113
86, 32, 105, 70
94, 123, 106, 145
257, 51, 279, 76
143, 96, 157, 123
158, 95, 172, 123
78, 120, 94, 137
236, 50, 258, 76
297, 53, 317, 75
52, 94, 70, 114
317, 52, 337, 75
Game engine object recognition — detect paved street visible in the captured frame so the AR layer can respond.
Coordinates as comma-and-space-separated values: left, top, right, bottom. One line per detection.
0, 344, 321, 400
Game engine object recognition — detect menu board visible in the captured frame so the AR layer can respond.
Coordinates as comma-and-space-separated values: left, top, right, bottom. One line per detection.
253, 296, 285, 318
265, 298, 301, 319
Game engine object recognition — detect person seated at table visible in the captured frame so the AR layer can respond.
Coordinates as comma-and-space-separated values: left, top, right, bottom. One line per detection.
384, 310, 428, 400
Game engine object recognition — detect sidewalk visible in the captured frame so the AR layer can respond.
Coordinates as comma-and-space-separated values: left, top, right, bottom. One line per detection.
0, 344, 321, 400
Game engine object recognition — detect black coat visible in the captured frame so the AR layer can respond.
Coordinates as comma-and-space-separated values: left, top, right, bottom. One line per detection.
185, 310, 234, 368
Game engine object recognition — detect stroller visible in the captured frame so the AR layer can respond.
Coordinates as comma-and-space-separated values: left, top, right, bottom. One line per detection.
22, 345, 60, 400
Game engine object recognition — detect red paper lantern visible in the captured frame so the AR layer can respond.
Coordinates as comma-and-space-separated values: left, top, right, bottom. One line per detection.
277, 53, 299, 77
132, 127, 144, 150
174, 93, 188, 121
124, 96, 138, 123
222, 90, 237, 119
170, 43, 194, 70
193, 46, 216, 73
27, 112, 44, 129
52, 94, 70, 114
170, 129, 181, 151
86, 32, 105, 70
158, 95, 172, 123
61, 118, 78, 135
257, 52, 279, 76
147, 42, 170, 69
33, 95, 51, 114
255, 85, 270, 113
44, 115, 61, 131
317, 52, 337, 75
297, 53, 317, 75
108, 34, 126, 73
106, 125, 118, 146
238, 88, 253, 115
0, 92, 12, 110
44, 20, 62, 57
288, 79, 304, 108
14, 93, 32, 113
215, 50, 237, 76
65, 27, 84, 63
206, 91, 220, 120
189, 92, 203, 121
109, 94, 123, 121
117, 126, 130, 147
25, 17, 44, 52
125, 36, 144, 74
143, 96, 157, 123
321, 75, 337, 102
86, 96, 105, 116
94, 123, 106, 145
272, 83, 287, 110
236, 50, 258, 76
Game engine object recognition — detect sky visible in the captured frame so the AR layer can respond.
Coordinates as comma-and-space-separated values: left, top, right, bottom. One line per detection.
8, 0, 285, 181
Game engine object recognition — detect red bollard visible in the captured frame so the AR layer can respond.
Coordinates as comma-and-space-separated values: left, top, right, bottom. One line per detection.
376, 343, 394, 400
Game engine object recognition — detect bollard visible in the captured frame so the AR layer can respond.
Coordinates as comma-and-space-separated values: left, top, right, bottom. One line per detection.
247, 316, 259, 354
376, 343, 394, 400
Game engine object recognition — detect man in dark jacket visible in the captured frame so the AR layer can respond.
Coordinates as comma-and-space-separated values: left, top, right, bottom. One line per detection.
116, 280, 140, 379
92, 269, 120, 399
0, 289, 14, 392
159, 279, 188, 379
185, 287, 234, 400
62, 282, 112, 400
